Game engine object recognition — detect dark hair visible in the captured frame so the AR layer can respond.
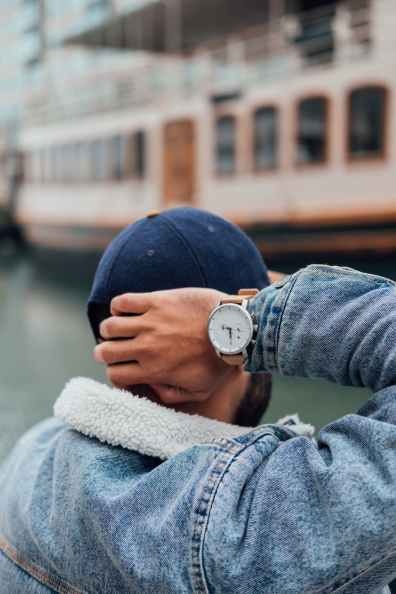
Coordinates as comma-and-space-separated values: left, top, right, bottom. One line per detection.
234, 373, 272, 427
87, 302, 111, 344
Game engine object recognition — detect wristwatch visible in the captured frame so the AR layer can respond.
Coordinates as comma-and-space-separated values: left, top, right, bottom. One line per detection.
208, 289, 259, 366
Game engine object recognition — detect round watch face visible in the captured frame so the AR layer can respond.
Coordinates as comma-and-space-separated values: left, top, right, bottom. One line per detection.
208, 303, 253, 355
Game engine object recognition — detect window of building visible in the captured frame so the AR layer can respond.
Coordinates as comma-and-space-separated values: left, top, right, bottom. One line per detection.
297, 96, 328, 164
348, 86, 387, 160
125, 130, 146, 179
215, 115, 236, 175
253, 106, 279, 171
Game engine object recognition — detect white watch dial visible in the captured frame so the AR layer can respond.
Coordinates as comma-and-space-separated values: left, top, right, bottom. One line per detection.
208, 303, 253, 355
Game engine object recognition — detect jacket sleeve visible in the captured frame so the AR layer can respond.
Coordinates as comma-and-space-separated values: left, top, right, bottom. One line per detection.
246, 264, 396, 392
203, 266, 396, 594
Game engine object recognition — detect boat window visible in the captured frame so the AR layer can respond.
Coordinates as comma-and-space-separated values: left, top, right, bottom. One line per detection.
297, 96, 328, 164
91, 140, 106, 181
36, 149, 43, 182
348, 86, 387, 159
24, 152, 33, 182
43, 147, 52, 183
125, 130, 146, 179
253, 106, 279, 171
134, 130, 146, 179
62, 145, 74, 182
37, 149, 45, 183
110, 135, 124, 180
80, 143, 91, 182
72, 143, 83, 182
51, 146, 60, 183
215, 115, 236, 175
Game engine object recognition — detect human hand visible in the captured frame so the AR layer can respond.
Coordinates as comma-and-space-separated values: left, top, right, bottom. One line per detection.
94, 288, 233, 404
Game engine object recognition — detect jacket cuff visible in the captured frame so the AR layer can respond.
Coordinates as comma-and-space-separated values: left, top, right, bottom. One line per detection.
245, 273, 297, 374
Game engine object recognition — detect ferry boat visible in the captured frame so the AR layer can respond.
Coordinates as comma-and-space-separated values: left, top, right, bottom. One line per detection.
15, 0, 396, 257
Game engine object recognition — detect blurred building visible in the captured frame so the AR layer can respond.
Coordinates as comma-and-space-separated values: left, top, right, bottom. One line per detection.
1, 0, 395, 257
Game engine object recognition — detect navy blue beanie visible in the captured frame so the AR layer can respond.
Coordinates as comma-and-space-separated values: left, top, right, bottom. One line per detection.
88, 208, 269, 338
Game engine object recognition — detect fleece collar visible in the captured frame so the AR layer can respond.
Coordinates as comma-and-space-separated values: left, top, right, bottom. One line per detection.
54, 378, 315, 460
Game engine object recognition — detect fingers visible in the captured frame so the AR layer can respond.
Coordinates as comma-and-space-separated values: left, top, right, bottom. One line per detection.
94, 338, 138, 365
106, 362, 147, 388
111, 293, 153, 316
99, 315, 146, 340
150, 384, 198, 405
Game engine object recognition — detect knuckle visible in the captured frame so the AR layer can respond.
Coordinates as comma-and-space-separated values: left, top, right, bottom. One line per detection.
120, 294, 133, 309
135, 336, 151, 356
151, 360, 166, 377
99, 320, 109, 338
104, 318, 118, 336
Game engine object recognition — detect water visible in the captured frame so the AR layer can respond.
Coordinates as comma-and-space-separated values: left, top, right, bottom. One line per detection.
1, 248, 392, 463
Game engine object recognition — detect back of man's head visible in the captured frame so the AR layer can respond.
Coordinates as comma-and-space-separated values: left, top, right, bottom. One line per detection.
88, 208, 272, 426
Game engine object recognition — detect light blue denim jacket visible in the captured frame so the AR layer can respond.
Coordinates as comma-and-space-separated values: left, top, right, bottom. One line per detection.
1, 265, 396, 594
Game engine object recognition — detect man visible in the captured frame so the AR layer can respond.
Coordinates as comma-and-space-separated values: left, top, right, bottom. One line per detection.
0, 208, 292, 593
1, 208, 394, 594
95, 241, 396, 593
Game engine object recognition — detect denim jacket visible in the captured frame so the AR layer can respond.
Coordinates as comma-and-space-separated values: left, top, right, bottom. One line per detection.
1, 264, 396, 594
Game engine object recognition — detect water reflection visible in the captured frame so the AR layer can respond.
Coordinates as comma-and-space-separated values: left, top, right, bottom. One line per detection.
0, 252, 105, 460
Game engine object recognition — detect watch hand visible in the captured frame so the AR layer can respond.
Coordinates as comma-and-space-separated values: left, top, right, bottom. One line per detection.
221, 325, 232, 337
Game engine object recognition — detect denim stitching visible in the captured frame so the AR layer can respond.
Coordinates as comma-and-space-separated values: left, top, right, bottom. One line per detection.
191, 429, 276, 594
0, 535, 86, 594
191, 445, 239, 594
271, 271, 301, 370
311, 547, 396, 594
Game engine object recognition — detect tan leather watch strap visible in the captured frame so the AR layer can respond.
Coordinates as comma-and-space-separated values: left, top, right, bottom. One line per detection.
221, 296, 245, 305
220, 289, 258, 367
220, 353, 245, 366
239, 289, 259, 297
221, 289, 258, 306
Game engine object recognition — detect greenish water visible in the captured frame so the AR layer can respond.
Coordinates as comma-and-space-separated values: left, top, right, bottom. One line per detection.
0, 248, 392, 463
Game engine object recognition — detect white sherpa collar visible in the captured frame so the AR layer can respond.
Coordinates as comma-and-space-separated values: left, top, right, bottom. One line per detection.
54, 378, 315, 460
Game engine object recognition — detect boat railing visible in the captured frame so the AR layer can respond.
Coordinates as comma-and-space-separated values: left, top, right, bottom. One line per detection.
23, 1, 375, 126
